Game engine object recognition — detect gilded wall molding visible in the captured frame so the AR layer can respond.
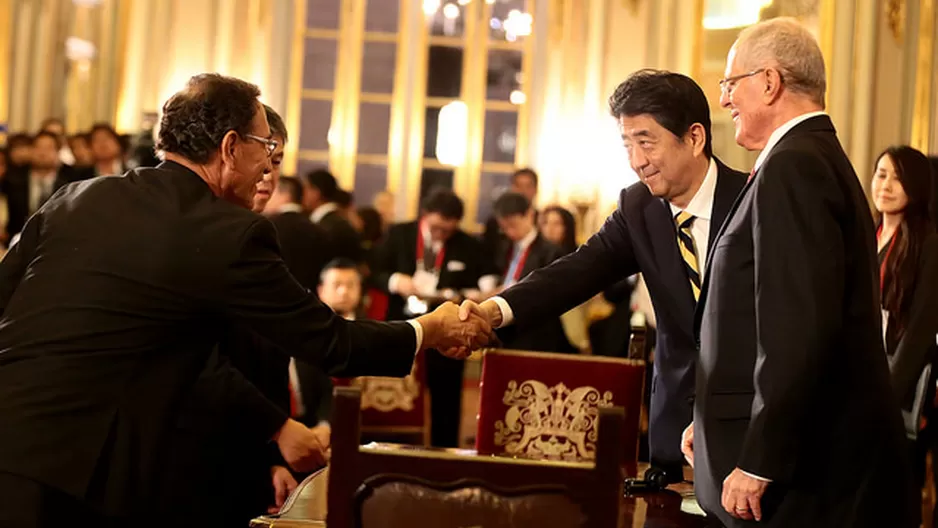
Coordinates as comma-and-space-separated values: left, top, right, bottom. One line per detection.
910, 0, 934, 151
885, 0, 906, 44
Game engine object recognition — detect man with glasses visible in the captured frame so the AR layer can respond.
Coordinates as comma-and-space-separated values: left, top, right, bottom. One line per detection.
0, 73, 492, 527
682, 17, 915, 527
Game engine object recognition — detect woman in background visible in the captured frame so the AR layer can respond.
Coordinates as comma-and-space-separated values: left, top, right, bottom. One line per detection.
540, 205, 578, 255
871, 145, 938, 520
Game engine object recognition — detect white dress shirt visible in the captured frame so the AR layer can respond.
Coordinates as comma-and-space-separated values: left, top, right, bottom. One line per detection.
669, 157, 718, 278
502, 227, 538, 286
278, 203, 305, 214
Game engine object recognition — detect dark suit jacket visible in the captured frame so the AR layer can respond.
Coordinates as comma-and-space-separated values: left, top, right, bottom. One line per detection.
694, 116, 914, 527
2, 164, 94, 237
494, 234, 575, 353
0, 161, 417, 518
270, 210, 333, 290
500, 158, 746, 472
318, 209, 363, 263
373, 221, 487, 321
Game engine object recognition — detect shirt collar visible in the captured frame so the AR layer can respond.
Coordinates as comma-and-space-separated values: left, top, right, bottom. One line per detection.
279, 203, 304, 213
515, 226, 538, 251
669, 157, 718, 220
310, 202, 340, 223
753, 111, 827, 172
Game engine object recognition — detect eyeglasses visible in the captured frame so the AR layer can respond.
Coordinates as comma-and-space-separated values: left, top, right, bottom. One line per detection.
718, 68, 766, 95
243, 134, 279, 157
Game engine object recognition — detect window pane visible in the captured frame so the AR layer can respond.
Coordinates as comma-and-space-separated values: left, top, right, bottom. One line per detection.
482, 110, 517, 163
365, 0, 399, 32
426, 46, 463, 98
358, 103, 391, 155
303, 38, 338, 91
427, 2, 467, 37
488, 0, 531, 43
423, 107, 441, 159
486, 49, 523, 102
361, 42, 397, 94
477, 171, 512, 223
419, 167, 454, 205
299, 99, 333, 151
307, 0, 341, 30
354, 164, 388, 206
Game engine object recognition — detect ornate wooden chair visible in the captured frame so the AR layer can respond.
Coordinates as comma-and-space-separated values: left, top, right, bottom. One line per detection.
320, 386, 624, 528
331, 350, 430, 445
474, 346, 645, 477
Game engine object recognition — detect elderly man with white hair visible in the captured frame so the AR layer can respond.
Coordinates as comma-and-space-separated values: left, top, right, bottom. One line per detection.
680, 17, 917, 527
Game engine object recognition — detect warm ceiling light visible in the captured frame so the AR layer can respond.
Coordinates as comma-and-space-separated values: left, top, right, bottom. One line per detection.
457, 0, 471, 5
703, 0, 773, 29
443, 3, 460, 19
509, 90, 526, 105
436, 101, 468, 166
423, 0, 441, 16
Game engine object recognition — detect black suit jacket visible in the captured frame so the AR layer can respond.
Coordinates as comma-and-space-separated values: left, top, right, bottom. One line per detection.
2, 165, 95, 237
693, 116, 914, 527
494, 234, 574, 353
500, 158, 746, 471
0, 161, 416, 517
318, 209, 362, 263
373, 221, 487, 321
270, 210, 333, 291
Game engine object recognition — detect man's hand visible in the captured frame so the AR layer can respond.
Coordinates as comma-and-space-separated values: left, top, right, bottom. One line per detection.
273, 418, 327, 473
722, 468, 769, 521
458, 299, 503, 328
311, 422, 332, 460
681, 422, 694, 467
416, 302, 494, 358
268, 465, 298, 514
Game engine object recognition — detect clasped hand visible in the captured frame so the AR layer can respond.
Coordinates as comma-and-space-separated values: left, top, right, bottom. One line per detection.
416, 300, 501, 358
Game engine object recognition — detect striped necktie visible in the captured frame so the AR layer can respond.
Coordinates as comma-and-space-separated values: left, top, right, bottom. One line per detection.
674, 211, 701, 301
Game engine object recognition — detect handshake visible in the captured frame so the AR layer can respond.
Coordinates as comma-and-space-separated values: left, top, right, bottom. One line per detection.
415, 299, 505, 359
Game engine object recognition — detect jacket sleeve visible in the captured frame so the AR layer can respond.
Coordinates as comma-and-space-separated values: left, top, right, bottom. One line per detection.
223, 218, 416, 379
500, 192, 640, 325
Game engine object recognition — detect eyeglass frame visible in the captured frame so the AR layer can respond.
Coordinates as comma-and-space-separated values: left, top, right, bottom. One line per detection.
243, 133, 279, 157
718, 68, 767, 95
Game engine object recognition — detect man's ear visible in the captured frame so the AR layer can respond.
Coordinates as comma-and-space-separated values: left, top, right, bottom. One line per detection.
688, 123, 707, 157
220, 130, 239, 168
762, 67, 784, 104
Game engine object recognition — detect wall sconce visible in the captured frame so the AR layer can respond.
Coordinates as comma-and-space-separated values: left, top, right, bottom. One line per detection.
436, 100, 468, 167
65, 36, 96, 77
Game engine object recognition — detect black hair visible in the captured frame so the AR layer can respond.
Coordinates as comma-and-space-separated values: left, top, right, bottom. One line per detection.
155, 73, 262, 164
493, 191, 531, 218
608, 69, 713, 158
511, 167, 538, 188
277, 176, 303, 204
421, 187, 464, 220
304, 168, 339, 202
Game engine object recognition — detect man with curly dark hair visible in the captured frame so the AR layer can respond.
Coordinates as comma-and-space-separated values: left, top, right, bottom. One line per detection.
0, 73, 492, 526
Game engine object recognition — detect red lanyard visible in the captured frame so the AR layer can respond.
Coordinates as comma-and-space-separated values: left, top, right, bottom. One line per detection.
416, 220, 446, 272
876, 224, 898, 292
506, 244, 532, 282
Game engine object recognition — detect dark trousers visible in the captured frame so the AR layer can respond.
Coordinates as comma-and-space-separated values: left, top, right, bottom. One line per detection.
0, 473, 108, 528
426, 350, 464, 447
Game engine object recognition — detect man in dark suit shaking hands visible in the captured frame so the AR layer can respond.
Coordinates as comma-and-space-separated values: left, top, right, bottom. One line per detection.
459, 70, 747, 484
683, 17, 915, 527
0, 73, 492, 527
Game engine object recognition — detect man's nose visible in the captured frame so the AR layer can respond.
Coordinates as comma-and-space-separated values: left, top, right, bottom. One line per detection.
719, 89, 731, 108
630, 149, 648, 171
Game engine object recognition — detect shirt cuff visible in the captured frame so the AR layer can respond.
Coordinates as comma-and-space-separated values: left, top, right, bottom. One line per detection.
490, 296, 514, 328
407, 319, 423, 353
740, 469, 772, 482
388, 273, 406, 294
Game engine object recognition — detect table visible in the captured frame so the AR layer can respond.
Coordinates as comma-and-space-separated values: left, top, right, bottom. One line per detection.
250, 463, 713, 527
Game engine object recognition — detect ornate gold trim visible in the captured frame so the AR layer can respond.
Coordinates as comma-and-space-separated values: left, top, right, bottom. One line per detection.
359, 92, 394, 104
404, 2, 430, 220
819, 0, 836, 109
358, 443, 595, 469
283, 0, 308, 177
363, 31, 398, 42
483, 348, 646, 367
911, 0, 934, 151
886, 0, 906, 44
305, 28, 341, 39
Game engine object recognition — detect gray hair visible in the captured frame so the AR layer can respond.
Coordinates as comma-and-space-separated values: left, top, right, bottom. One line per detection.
735, 17, 826, 108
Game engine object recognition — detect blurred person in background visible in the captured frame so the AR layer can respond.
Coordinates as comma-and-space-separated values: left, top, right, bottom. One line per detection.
6, 133, 33, 169
482, 168, 539, 256
89, 123, 126, 177
67, 133, 94, 167
38, 117, 75, 166
540, 205, 578, 255
373, 190, 395, 229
